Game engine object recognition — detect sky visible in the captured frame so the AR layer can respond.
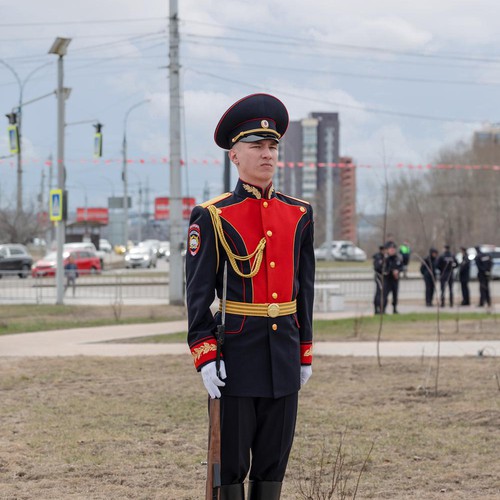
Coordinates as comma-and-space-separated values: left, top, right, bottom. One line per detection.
1, 0, 500, 215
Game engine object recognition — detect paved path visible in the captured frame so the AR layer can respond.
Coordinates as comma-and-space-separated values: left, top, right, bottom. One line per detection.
0, 315, 498, 358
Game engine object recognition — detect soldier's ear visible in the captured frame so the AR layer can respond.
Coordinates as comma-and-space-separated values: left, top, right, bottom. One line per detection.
229, 148, 239, 166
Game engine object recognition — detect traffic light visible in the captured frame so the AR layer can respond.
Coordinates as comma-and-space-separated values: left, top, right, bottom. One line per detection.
93, 122, 103, 158
5, 113, 19, 154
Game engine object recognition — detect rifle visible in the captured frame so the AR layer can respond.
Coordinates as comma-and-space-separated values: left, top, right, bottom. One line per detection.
205, 261, 227, 500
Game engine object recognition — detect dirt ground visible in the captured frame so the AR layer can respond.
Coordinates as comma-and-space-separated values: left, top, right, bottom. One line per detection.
1, 352, 499, 499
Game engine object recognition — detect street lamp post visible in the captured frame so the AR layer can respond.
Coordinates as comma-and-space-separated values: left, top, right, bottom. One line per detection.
122, 99, 149, 245
0, 59, 52, 215
49, 37, 72, 305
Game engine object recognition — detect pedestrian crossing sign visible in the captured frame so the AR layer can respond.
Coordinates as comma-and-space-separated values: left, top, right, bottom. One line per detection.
49, 189, 63, 221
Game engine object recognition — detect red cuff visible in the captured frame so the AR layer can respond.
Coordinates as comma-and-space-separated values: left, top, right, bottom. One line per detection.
190, 339, 218, 370
301, 342, 313, 365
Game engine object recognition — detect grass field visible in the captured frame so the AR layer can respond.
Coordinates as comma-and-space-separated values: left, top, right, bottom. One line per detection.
0, 304, 186, 336
0, 354, 499, 499
0, 307, 499, 499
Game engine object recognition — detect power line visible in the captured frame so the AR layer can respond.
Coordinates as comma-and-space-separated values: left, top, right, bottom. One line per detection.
181, 36, 497, 74
0, 17, 167, 27
183, 56, 500, 88
187, 68, 484, 124
0, 32, 168, 43
181, 19, 500, 66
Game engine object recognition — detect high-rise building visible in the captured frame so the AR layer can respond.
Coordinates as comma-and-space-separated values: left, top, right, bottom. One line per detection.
278, 112, 356, 244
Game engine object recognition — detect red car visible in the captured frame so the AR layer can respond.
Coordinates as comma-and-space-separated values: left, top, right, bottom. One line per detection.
32, 249, 102, 277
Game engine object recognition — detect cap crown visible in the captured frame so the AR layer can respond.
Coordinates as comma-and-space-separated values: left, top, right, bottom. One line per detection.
214, 93, 289, 150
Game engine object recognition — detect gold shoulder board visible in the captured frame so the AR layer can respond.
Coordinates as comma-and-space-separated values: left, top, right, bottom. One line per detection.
276, 192, 310, 205
199, 192, 232, 208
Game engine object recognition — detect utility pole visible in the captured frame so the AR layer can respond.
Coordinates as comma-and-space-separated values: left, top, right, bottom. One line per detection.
47, 153, 55, 246
137, 181, 143, 242
122, 99, 149, 245
144, 177, 150, 239
39, 168, 45, 214
169, 0, 184, 305
49, 37, 71, 305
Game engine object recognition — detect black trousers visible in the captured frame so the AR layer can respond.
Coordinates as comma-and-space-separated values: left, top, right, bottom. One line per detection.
383, 276, 399, 311
478, 274, 491, 306
460, 278, 470, 305
219, 393, 298, 485
424, 276, 435, 306
440, 275, 454, 306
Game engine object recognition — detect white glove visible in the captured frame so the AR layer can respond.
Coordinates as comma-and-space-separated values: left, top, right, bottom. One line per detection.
300, 365, 312, 387
201, 360, 227, 399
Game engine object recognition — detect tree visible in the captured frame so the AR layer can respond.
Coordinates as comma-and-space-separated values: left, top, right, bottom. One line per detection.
0, 203, 44, 244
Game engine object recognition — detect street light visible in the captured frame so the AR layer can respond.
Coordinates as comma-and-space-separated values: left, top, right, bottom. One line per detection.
0, 59, 52, 215
49, 36, 72, 305
122, 99, 150, 245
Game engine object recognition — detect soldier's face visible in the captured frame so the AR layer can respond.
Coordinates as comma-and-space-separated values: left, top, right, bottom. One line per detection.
229, 139, 278, 188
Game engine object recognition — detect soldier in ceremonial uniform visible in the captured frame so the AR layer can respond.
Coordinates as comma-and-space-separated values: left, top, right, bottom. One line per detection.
186, 94, 315, 500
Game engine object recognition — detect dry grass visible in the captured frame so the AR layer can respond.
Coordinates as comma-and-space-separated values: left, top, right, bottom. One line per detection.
0, 304, 186, 336
1, 352, 499, 499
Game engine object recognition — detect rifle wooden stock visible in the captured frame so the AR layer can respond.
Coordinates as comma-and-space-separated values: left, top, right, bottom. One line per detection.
205, 397, 221, 500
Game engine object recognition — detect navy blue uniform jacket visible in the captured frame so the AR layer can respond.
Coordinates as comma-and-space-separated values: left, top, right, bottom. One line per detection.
186, 179, 315, 399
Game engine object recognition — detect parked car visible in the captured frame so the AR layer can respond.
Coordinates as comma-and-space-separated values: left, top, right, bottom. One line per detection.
98, 239, 112, 253
65, 242, 106, 269
124, 246, 158, 269
32, 249, 102, 277
314, 241, 367, 262
456, 246, 500, 280
139, 239, 161, 257
158, 241, 170, 260
0, 244, 33, 278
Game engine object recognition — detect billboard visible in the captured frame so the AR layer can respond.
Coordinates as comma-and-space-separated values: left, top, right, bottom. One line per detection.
76, 207, 109, 224
154, 197, 196, 220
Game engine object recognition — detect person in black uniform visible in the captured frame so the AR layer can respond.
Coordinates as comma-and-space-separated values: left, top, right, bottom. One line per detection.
420, 247, 438, 307
186, 94, 315, 500
475, 246, 493, 307
436, 245, 457, 307
382, 241, 403, 314
458, 247, 470, 306
373, 245, 385, 314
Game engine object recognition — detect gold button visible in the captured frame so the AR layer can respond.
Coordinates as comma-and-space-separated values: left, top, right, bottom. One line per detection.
272, 292, 278, 299
270, 261, 276, 268
272, 324, 278, 331
263, 201, 269, 208
266, 230, 273, 237
300, 206, 306, 213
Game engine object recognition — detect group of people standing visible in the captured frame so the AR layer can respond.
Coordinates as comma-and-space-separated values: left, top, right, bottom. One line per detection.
421, 245, 493, 308
373, 241, 494, 314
